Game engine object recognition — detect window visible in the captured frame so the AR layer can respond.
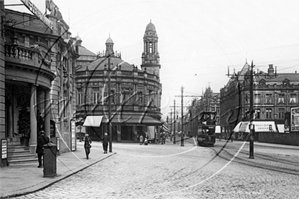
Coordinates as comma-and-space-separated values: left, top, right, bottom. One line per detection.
279, 108, 285, 119
111, 90, 115, 104
92, 88, 100, 104
78, 93, 82, 105
254, 94, 261, 104
278, 94, 285, 103
290, 94, 297, 103
245, 93, 249, 103
266, 108, 272, 119
138, 91, 143, 105
149, 42, 153, 53
93, 92, 99, 104
265, 94, 272, 104
254, 109, 260, 119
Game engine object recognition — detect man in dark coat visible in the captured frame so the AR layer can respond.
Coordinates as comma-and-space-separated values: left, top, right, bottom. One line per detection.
102, 133, 108, 154
36, 130, 50, 168
84, 134, 92, 159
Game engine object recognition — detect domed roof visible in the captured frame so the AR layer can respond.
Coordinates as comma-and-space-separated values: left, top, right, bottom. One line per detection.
145, 21, 156, 32
77, 56, 141, 72
106, 36, 113, 44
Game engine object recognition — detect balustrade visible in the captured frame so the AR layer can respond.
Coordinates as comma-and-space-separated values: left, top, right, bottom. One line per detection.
5, 44, 34, 61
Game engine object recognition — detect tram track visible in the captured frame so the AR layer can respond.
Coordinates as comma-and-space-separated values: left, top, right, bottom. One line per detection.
184, 138, 298, 176
211, 147, 299, 176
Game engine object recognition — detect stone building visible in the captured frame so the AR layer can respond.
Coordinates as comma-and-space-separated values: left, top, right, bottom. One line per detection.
220, 62, 299, 144
0, 2, 79, 166
75, 21, 162, 142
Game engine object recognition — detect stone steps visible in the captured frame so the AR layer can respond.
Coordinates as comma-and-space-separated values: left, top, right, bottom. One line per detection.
8, 142, 37, 166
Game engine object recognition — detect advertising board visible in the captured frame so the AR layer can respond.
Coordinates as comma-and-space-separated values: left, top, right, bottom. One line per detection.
291, 107, 299, 132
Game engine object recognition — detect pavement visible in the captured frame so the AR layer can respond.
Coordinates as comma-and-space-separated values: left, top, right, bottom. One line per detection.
0, 141, 116, 199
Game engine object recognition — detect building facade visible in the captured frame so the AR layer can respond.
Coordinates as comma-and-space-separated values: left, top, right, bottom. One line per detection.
75, 22, 162, 142
181, 87, 220, 136
220, 62, 299, 143
1, 2, 79, 167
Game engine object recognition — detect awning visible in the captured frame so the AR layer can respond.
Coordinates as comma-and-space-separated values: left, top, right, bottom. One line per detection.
162, 124, 170, 132
83, 116, 103, 127
233, 121, 278, 133
102, 113, 162, 126
233, 122, 249, 133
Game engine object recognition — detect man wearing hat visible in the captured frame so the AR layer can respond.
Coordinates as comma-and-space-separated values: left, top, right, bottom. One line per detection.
36, 130, 50, 168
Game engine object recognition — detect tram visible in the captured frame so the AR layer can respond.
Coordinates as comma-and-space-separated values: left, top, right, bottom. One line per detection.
196, 111, 217, 146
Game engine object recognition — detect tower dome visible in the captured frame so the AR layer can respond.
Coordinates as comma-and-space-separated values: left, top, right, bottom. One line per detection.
106, 36, 114, 44
144, 20, 157, 37
146, 21, 156, 32
105, 35, 114, 56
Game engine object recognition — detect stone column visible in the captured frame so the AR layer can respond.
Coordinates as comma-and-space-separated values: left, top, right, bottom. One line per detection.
30, 84, 37, 154
117, 125, 121, 142
8, 102, 13, 139
44, 90, 51, 138
0, 0, 5, 141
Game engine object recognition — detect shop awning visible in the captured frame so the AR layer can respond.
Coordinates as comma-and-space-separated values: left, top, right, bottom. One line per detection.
83, 116, 103, 127
162, 124, 170, 132
102, 113, 162, 126
233, 121, 278, 133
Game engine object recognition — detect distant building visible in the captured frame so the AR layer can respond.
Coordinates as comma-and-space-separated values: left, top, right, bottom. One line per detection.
182, 87, 220, 135
0, 1, 80, 167
75, 21, 162, 142
220, 62, 299, 144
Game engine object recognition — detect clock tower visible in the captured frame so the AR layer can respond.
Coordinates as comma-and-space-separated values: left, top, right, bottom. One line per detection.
141, 21, 161, 76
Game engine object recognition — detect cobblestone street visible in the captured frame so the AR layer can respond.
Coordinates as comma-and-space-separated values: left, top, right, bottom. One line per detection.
12, 139, 298, 199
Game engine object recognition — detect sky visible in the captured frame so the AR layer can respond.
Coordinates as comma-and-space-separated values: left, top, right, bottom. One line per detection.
7, 0, 299, 119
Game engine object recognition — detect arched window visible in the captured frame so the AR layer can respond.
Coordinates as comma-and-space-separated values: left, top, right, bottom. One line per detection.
149, 42, 153, 53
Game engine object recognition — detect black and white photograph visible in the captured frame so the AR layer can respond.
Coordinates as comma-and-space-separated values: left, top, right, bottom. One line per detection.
0, 0, 298, 198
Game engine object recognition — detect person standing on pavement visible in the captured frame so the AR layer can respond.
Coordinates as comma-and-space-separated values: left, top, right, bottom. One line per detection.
84, 133, 92, 159
36, 130, 49, 168
102, 133, 108, 154
181, 131, 184, 147
139, 134, 144, 145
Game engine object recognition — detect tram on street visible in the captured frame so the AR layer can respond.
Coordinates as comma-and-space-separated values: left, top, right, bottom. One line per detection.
196, 111, 217, 146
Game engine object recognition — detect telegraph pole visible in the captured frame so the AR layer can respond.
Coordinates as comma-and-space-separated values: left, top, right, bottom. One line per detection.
249, 61, 254, 159
181, 86, 184, 146
108, 54, 112, 153
170, 110, 173, 141
175, 88, 201, 146
173, 100, 176, 144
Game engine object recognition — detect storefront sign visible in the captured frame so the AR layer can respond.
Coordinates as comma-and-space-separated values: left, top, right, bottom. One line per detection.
71, 120, 76, 151
291, 107, 299, 132
56, 137, 60, 151
1, 139, 7, 159
20, 0, 54, 30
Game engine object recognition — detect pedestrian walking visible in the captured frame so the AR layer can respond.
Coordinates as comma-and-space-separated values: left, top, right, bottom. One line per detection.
36, 130, 49, 168
102, 133, 108, 153
160, 132, 165, 144
84, 133, 92, 159
139, 134, 144, 145
144, 133, 149, 145
181, 132, 184, 147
